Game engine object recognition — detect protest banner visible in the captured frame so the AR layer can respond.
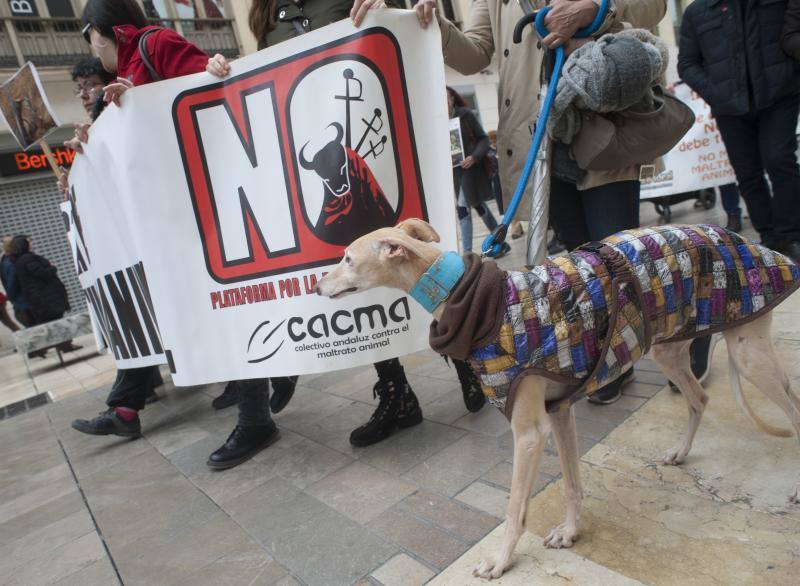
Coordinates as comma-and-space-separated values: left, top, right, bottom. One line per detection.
68, 12, 456, 385
640, 83, 735, 199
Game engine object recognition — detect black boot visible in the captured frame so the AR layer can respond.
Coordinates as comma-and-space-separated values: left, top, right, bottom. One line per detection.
350, 367, 422, 447
212, 381, 239, 410
587, 368, 634, 405
453, 359, 485, 413
270, 376, 299, 414
71, 408, 142, 438
725, 212, 742, 233
206, 423, 280, 470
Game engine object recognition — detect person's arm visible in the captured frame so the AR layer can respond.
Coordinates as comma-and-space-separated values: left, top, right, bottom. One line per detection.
782, 0, 800, 61
437, 0, 495, 74
611, 0, 667, 31
677, 9, 713, 101
153, 29, 209, 79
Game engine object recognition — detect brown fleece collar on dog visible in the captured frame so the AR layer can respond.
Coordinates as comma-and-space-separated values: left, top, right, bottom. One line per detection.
429, 253, 507, 360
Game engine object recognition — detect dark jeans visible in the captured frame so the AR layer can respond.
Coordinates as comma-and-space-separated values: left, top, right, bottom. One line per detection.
719, 183, 741, 216
237, 379, 274, 427
549, 178, 641, 250
106, 366, 161, 411
716, 95, 800, 248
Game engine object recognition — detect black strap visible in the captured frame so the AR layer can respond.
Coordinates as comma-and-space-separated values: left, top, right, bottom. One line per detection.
138, 28, 162, 82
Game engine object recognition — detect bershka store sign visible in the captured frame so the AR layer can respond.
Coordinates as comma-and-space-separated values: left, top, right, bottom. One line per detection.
0, 145, 75, 178
66, 13, 456, 385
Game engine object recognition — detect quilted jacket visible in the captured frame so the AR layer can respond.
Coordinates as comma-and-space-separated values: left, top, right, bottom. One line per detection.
468, 225, 800, 417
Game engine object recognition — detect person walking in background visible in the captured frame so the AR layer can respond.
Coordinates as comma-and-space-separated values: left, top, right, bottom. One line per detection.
487, 130, 504, 215
207, 0, 487, 449
8, 236, 81, 351
679, 0, 800, 262
448, 87, 509, 256
1, 236, 45, 357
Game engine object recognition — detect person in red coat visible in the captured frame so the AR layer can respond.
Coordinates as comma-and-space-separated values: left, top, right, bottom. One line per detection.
71, 0, 292, 471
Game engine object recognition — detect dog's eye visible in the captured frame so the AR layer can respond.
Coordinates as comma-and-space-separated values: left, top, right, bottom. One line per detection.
345, 254, 352, 265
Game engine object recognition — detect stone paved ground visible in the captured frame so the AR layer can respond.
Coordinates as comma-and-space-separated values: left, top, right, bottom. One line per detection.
0, 197, 756, 585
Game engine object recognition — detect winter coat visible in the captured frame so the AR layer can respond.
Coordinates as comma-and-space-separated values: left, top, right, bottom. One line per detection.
0, 254, 28, 310
678, 0, 800, 116
453, 107, 493, 207
113, 25, 208, 85
784, 0, 800, 60
437, 0, 667, 195
14, 252, 69, 323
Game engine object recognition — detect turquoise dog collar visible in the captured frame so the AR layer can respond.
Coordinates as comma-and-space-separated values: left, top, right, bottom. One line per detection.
408, 251, 466, 313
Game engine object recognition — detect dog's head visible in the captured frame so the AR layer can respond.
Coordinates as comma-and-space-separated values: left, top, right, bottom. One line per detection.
316, 218, 441, 299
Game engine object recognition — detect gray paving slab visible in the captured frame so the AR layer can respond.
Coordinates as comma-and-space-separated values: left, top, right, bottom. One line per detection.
306, 461, 418, 524
0, 509, 95, 574
394, 490, 499, 543
4, 531, 107, 586
174, 541, 290, 586
357, 419, 466, 475
0, 490, 86, 548
112, 511, 267, 585
53, 556, 120, 586
368, 507, 470, 570
167, 434, 277, 505
252, 429, 353, 489
402, 432, 509, 497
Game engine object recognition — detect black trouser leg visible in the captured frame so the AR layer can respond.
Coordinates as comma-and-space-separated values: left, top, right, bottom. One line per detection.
717, 110, 779, 248
549, 177, 590, 251
106, 367, 156, 411
236, 379, 274, 427
756, 95, 800, 245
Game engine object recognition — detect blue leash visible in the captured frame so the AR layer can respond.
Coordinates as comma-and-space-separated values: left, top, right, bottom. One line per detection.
481, 0, 610, 257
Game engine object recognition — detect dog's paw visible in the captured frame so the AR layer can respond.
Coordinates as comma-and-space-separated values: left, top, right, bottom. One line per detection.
661, 447, 686, 466
473, 555, 511, 580
543, 523, 578, 549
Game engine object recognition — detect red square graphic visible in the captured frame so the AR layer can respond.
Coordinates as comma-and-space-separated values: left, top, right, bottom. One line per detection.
173, 29, 427, 283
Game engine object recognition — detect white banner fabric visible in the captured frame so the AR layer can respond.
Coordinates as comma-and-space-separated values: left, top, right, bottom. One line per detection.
640, 84, 736, 199
68, 12, 456, 385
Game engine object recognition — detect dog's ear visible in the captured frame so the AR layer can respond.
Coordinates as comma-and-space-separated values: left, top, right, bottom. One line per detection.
396, 218, 440, 243
376, 237, 415, 260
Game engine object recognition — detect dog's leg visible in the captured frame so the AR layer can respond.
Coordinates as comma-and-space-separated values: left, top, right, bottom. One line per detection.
473, 376, 550, 580
543, 405, 583, 548
651, 341, 709, 464
724, 315, 800, 503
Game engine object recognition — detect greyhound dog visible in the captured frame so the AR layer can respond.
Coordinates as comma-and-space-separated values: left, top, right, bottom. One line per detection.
316, 218, 800, 580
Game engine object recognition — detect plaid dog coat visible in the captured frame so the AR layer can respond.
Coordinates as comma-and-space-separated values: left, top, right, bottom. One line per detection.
466, 225, 800, 417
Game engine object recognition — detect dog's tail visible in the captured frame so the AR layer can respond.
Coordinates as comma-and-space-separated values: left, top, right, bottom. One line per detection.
728, 353, 794, 437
